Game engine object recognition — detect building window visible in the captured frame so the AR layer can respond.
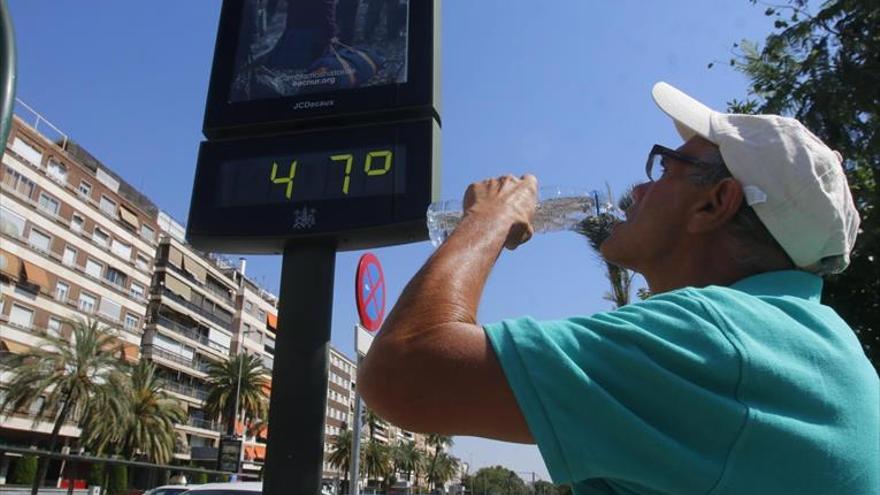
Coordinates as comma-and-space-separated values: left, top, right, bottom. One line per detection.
9, 304, 34, 328
98, 297, 122, 321
62, 246, 77, 267
245, 301, 253, 313
130, 282, 145, 300
77, 181, 92, 199
99, 195, 117, 216
47, 160, 67, 183
70, 214, 85, 233
84, 258, 103, 279
124, 313, 139, 331
38, 193, 61, 216
135, 254, 149, 271
92, 228, 110, 248
110, 239, 132, 260
11, 137, 42, 165
28, 228, 52, 253
104, 266, 127, 288
47, 317, 63, 338
0, 205, 26, 237
140, 224, 155, 242
55, 280, 70, 302
3, 166, 35, 199
78, 292, 97, 313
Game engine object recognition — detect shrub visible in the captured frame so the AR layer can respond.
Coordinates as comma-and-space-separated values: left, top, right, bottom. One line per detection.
9, 455, 38, 485
107, 464, 128, 495
87, 463, 105, 486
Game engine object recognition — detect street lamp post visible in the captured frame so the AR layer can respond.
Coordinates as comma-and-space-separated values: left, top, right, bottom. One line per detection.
233, 347, 245, 474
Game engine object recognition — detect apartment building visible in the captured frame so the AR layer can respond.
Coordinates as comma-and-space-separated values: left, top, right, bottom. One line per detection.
145, 214, 239, 463
0, 113, 159, 444
323, 346, 357, 482
321, 345, 435, 490
227, 265, 278, 474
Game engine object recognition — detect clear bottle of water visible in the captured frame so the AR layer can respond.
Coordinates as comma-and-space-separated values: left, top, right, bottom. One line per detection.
426, 186, 623, 247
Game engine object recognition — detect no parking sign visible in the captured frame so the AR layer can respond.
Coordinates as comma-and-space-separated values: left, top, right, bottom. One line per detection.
355, 253, 386, 332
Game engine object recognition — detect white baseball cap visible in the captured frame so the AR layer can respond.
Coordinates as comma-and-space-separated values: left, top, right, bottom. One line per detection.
651, 81, 860, 274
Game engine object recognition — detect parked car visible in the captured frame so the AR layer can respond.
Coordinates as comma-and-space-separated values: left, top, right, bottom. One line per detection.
179, 482, 262, 495
179, 481, 332, 495
143, 485, 190, 495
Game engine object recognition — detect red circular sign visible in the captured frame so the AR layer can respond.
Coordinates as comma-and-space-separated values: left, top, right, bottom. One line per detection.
355, 253, 386, 332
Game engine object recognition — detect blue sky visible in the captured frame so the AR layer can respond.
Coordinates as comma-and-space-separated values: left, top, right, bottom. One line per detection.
8, 0, 778, 482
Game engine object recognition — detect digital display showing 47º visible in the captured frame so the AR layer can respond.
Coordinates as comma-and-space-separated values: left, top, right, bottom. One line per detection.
216, 146, 406, 207
186, 118, 438, 253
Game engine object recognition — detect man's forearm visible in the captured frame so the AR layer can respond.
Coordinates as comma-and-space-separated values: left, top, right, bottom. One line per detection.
356, 176, 537, 439
377, 210, 510, 343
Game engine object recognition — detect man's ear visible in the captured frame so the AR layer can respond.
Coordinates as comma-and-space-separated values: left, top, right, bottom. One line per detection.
688, 178, 744, 234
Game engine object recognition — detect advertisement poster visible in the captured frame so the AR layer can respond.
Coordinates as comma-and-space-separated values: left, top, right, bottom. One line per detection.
230, 0, 410, 102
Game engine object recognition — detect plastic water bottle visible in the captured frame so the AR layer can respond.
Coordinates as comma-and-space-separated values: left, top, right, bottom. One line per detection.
426, 186, 623, 247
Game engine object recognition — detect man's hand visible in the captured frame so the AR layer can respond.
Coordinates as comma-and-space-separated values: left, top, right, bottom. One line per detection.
462, 174, 538, 250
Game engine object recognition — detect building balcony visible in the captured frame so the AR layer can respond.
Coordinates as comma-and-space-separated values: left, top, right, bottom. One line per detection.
159, 287, 233, 328
143, 344, 210, 376
162, 379, 209, 402
161, 262, 235, 307
155, 314, 211, 347
186, 416, 222, 432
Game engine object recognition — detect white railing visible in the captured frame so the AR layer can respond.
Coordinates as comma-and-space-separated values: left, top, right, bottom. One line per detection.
14, 98, 69, 150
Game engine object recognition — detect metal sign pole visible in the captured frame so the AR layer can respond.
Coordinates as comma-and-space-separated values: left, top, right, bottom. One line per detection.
349, 361, 363, 495
263, 239, 336, 495
350, 325, 375, 495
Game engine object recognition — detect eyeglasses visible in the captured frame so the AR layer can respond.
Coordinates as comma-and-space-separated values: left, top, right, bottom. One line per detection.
645, 144, 719, 182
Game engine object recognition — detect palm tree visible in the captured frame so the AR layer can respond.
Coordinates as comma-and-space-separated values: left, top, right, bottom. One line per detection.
427, 452, 460, 491
204, 352, 269, 436
425, 434, 454, 491
327, 428, 356, 491
81, 361, 186, 464
576, 188, 635, 308
361, 438, 391, 488
0, 317, 125, 495
391, 440, 424, 488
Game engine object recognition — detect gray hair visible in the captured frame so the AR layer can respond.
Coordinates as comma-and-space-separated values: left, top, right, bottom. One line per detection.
687, 149, 850, 275
684, 149, 797, 272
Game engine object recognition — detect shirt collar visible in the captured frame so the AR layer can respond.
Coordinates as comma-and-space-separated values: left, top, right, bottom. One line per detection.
730, 270, 823, 302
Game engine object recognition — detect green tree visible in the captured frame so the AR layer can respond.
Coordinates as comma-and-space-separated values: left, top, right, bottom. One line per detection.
390, 439, 424, 488
81, 361, 186, 463
727, 0, 879, 371
327, 427, 356, 486
9, 455, 37, 485
427, 452, 460, 491
361, 438, 391, 487
424, 434, 454, 490
0, 318, 125, 495
467, 466, 528, 495
576, 190, 636, 308
204, 352, 270, 435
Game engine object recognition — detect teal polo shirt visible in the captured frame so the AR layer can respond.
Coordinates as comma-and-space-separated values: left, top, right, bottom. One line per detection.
485, 270, 879, 494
